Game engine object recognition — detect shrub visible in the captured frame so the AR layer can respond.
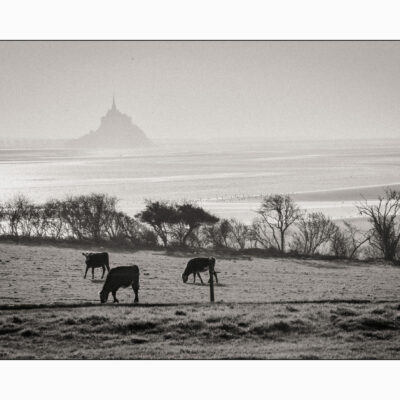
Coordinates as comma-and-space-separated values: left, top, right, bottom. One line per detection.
357, 189, 400, 261
202, 219, 232, 248
137, 200, 218, 247
292, 212, 338, 256
136, 200, 179, 246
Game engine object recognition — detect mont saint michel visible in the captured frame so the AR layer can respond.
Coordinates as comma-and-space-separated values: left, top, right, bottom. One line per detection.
70, 97, 152, 148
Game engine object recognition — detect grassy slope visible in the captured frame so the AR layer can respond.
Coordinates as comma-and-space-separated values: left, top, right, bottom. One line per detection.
1, 242, 400, 359
1, 242, 400, 305
2, 302, 400, 359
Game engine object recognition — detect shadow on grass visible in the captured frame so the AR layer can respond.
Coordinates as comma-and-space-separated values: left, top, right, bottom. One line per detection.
291, 259, 348, 270
162, 248, 253, 261
336, 316, 398, 331
0, 236, 160, 254
184, 282, 227, 287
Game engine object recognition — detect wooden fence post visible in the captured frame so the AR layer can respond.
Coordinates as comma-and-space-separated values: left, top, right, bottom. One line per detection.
209, 262, 215, 303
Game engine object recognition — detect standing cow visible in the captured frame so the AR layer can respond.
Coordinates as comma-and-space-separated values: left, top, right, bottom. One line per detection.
100, 265, 140, 304
82, 252, 110, 279
182, 257, 218, 285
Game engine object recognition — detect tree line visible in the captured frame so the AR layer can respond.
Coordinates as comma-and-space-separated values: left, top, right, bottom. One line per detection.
0, 194, 156, 247
1, 189, 400, 261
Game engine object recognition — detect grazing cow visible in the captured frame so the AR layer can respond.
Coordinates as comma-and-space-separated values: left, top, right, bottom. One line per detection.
82, 252, 110, 279
100, 265, 140, 304
182, 257, 218, 285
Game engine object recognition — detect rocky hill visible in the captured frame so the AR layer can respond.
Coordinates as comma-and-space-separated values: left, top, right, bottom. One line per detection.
69, 98, 152, 148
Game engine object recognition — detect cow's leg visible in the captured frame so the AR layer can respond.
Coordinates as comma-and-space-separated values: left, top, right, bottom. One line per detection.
101, 266, 105, 279
92, 267, 95, 280
197, 273, 204, 285
132, 286, 139, 303
112, 291, 119, 303
214, 272, 219, 285
84, 266, 89, 279
193, 273, 196, 283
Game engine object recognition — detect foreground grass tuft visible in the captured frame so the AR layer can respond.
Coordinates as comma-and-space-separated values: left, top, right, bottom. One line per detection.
20, 329, 40, 338
112, 320, 158, 335
1, 302, 400, 359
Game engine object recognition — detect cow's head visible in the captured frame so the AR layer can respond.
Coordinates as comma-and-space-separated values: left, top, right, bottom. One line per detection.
182, 273, 189, 283
100, 290, 109, 304
82, 252, 94, 262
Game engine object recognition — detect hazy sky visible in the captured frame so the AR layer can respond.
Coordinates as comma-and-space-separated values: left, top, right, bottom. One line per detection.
1, 41, 400, 143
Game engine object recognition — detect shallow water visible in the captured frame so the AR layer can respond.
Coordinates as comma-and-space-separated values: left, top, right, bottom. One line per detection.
1, 138, 399, 221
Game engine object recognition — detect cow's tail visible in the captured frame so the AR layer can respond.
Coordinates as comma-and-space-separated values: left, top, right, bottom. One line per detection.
105, 253, 110, 271
132, 265, 140, 291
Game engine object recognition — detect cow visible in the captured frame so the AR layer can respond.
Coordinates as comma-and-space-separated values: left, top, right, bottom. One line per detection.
82, 252, 110, 279
182, 257, 218, 285
100, 265, 140, 304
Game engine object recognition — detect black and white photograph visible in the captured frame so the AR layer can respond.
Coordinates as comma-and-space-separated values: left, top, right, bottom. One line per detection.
2, 39, 400, 361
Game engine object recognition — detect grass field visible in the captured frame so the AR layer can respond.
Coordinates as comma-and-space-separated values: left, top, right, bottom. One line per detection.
1, 242, 400, 359
2, 302, 400, 359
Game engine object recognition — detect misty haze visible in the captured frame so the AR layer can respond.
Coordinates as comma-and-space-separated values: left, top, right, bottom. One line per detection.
1, 41, 400, 360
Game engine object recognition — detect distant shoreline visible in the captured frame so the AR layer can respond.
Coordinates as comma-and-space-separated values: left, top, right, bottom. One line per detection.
198, 182, 400, 203
197, 183, 395, 224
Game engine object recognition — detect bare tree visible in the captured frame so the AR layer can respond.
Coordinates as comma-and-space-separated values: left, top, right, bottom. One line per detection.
248, 219, 274, 249
330, 227, 349, 258
1, 195, 34, 238
202, 219, 232, 249
59, 196, 86, 239
245, 219, 267, 248
28, 206, 46, 238
42, 199, 66, 239
228, 218, 249, 250
105, 212, 157, 246
59, 194, 119, 241
357, 189, 400, 261
0, 197, 64, 239
104, 211, 130, 241
292, 212, 338, 255
343, 221, 370, 259
81, 194, 119, 241
0, 203, 5, 235
256, 194, 301, 253
329, 222, 370, 259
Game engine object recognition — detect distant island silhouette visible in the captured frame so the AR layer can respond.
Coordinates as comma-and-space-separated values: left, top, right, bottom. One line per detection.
69, 97, 152, 148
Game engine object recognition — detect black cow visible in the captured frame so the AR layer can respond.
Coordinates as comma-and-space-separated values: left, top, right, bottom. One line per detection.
100, 266, 140, 304
82, 252, 110, 279
182, 257, 218, 285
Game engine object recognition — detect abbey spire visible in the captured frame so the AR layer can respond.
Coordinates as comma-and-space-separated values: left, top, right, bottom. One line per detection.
111, 96, 117, 112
